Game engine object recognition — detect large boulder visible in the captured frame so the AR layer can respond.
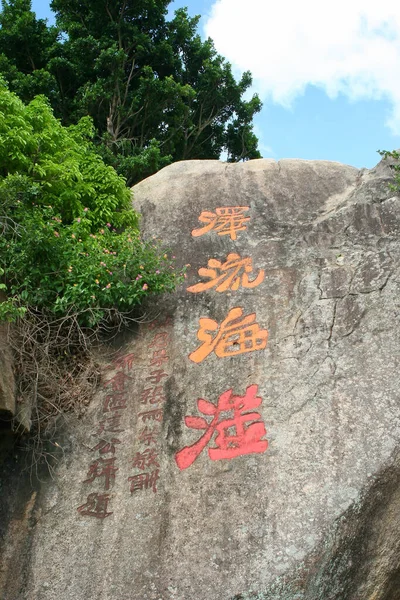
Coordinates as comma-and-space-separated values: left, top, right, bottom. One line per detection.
1, 158, 399, 600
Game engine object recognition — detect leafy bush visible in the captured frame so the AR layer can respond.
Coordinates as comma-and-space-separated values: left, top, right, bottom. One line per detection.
0, 84, 182, 327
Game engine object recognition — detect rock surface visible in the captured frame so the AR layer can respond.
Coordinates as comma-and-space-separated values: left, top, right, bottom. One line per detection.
1, 158, 400, 600
0, 319, 15, 422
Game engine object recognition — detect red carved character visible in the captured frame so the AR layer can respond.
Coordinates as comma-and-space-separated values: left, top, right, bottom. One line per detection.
103, 392, 128, 413
175, 384, 268, 470
77, 493, 113, 519
132, 449, 160, 471
146, 370, 168, 385
140, 386, 166, 405
150, 348, 169, 367
83, 457, 118, 490
138, 426, 158, 446
149, 332, 169, 348
138, 409, 163, 423
91, 438, 121, 455
105, 353, 135, 371
128, 469, 159, 494
103, 371, 132, 392
94, 413, 124, 435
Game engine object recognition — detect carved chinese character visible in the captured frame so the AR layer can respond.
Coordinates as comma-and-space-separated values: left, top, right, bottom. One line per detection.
83, 457, 118, 490
103, 371, 131, 392
146, 369, 169, 385
189, 307, 268, 363
91, 438, 121, 455
132, 449, 160, 471
94, 413, 124, 435
175, 385, 268, 470
187, 253, 264, 294
77, 493, 113, 519
105, 353, 135, 371
128, 470, 159, 494
103, 392, 128, 413
149, 332, 169, 349
138, 409, 163, 423
150, 348, 169, 367
192, 207, 250, 241
147, 316, 173, 330
140, 386, 166, 405
138, 426, 158, 446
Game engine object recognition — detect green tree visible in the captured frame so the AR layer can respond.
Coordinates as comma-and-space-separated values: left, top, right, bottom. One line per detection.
0, 0, 60, 104
0, 0, 262, 185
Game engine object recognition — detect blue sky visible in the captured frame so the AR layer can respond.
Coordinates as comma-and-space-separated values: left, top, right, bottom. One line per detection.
31, 0, 400, 169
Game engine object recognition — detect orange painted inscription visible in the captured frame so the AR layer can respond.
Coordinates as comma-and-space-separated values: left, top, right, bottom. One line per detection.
175, 384, 268, 470
192, 207, 250, 240
189, 307, 268, 363
187, 253, 265, 293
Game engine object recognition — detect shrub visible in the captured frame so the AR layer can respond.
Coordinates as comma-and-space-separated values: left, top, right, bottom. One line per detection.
0, 84, 182, 326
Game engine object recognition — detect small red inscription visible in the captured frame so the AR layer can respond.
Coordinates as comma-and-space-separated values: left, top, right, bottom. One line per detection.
138, 426, 158, 446
149, 332, 169, 348
132, 449, 160, 470
83, 457, 118, 490
150, 348, 169, 367
128, 470, 159, 494
94, 413, 124, 435
140, 386, 166, 405
105, 353, 136, 371
91, 438, 121, 455
146, 369, 169, 385
77, 493, 113, 519
103, 371, 132, 391
103, 392, 128, 413
138, 409, 163, 423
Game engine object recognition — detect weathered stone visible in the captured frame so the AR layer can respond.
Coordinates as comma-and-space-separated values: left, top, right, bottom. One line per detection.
0, 319, 15, 422
1, 157, 400, 600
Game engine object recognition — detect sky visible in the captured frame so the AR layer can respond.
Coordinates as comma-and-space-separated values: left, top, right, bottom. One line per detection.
31, 0, 400, 169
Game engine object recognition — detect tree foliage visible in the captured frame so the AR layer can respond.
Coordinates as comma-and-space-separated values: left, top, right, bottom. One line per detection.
378, 149, 400, 192
0, 0, 262, 185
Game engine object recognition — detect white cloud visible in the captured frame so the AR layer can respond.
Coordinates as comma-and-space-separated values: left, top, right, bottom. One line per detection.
205, 0, 400, 133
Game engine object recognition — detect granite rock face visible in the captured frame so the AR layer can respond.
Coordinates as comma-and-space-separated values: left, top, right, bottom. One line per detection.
1, 158, 400, 600
0, 319, 15, 422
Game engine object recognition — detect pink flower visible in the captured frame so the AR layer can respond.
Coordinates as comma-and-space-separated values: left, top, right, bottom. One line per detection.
76, 218, 81, 223
105, 283, 111, 289
54, 231, 59, 237
142, 283, 148, 290
84, 207, 89, 212
100, 261, 106, 267
106, 223, 111, 227
155, 270, 160, 274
